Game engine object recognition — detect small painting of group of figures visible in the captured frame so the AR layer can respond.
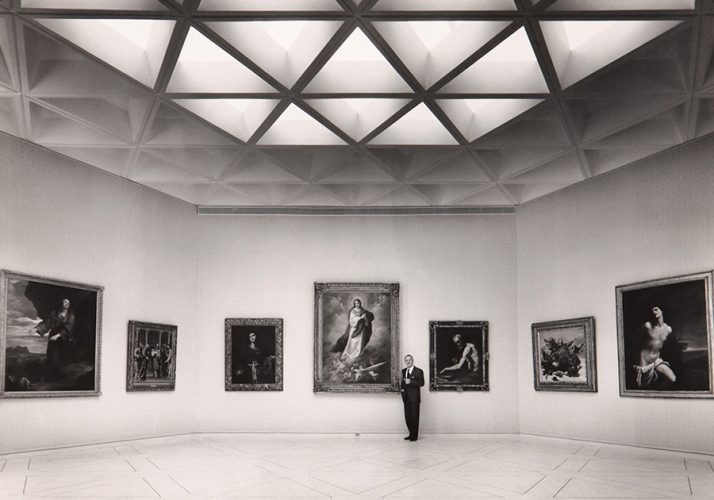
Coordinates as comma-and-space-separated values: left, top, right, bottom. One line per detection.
225, 317, 282, 391
1, 270, 102, 398
127, 321, 177, 391
532, 317, 597, 392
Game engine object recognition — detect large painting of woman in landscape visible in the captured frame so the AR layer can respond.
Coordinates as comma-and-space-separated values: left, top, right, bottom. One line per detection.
617, 271, 713, 398
314, 282, 399, 393
1, 270, 102, 398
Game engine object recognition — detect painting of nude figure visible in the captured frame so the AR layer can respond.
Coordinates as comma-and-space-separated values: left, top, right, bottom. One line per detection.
314, 282, 399, 393
617, 271, 713, 398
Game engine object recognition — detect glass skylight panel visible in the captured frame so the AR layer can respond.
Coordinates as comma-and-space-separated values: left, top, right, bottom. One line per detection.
438, 98, 543, 142
20, 0, 167, 9
306, 98, 410, 141
548, 0, 695, 10
206, 20, 342, 88
167, 28, 274, 93
304, 28, 411, 93
369, 103, 458, 145
199, 0, 341, 10
258, 104, 346, 145
540, 20, 683, 89
374, 21, 511, 89
439, 28, 548, 94
373, 0, 517, 10
173, 99, 279, 142
33, 18, 175, 88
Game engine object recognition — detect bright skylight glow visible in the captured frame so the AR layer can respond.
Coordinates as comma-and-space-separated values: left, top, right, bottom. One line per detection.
307, 98, 410, 141
199, 0, 341, 11
369, 103, 458, 145
548, 0, 695, 10
173, 99, 279, 142
373, 0, 516, 11
438, 98, 544, 142
21, 0, 167, 9
258, 104, 346, 145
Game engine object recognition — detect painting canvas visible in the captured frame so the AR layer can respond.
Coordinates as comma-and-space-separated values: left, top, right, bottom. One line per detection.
0, 270, 102, 398
127, 321, 177, 392
225, 318, 282, 391
430, 321, 489, 391
314, 282, 399, 393
532, 317, 597, 392
617, 271, 713, 398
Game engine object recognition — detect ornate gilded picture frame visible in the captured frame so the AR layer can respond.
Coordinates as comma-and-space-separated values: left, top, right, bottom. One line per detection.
532, 317, 597, 392
430, 321, 489, 391
617, 271, 714, 398
314, 282, 400, 393
126, 321, 177, 392
0, 270, 103, 398
225, 317, 283, 391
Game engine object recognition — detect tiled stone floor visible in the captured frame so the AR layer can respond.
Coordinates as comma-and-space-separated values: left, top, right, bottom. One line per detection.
0, 433, 712, 498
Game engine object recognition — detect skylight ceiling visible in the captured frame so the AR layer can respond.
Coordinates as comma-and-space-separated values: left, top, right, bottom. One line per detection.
1, 0, 709, 210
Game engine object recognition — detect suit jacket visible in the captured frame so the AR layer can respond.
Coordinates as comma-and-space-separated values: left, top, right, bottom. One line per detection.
401, 366, 424, 403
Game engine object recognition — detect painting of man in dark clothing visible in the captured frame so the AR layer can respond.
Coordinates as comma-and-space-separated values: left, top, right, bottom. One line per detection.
225, 318, 282, 391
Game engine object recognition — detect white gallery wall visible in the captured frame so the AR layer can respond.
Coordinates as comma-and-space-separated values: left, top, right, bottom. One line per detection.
516, 135, 714, 454
194, 214, 519, 434
0, 134, 200, 453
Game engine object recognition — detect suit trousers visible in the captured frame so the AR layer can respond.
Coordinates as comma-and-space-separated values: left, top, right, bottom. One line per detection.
403, 401, 420, 440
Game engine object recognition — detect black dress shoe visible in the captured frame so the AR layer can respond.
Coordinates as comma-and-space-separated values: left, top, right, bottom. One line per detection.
403, 436, 411, 440
409, 438, 417, 441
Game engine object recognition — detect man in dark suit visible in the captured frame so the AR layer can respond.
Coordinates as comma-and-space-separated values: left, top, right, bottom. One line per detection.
401, 354, 424, 441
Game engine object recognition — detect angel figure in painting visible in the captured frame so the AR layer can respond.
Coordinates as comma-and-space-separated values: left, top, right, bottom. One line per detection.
332, 299, 375, 361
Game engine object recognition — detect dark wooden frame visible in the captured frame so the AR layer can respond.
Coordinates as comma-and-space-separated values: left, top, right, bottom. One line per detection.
0, 269, 103, 398
314, 282, 400, 393
531, 316, 597, 392
126, 320, 177, 392
616, 271, 714, 398
225, 317, 283, 391
429, 320, 489, 392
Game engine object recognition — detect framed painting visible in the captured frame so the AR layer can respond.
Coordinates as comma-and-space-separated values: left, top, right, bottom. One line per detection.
531, 317, 597, 392
225, 318, 282, 391
0, 270, 103, 398
429, 321, 489, 391
314, 282, 400, 393
126, 321, 177, 392
617, 271, 713, 398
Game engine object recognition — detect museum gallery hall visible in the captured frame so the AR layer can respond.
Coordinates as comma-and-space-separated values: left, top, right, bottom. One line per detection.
2, 0, 714, 498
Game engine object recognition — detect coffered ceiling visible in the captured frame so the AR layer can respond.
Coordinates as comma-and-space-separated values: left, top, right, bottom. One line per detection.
0, 0, 712, 211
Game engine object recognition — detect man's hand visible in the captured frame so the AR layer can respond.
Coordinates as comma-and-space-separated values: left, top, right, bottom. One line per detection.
50, 334, 60, 341
404, 378, 411, 384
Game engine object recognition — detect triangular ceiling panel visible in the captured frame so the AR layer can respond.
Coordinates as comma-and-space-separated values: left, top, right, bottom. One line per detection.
410, 152, 490, 182
440, 28, 548, 94
39, 96, 151, 144
282, 185, 346, 206
412, 183, 487, 205
172, 98, 279, 142
503, 182, 570, 204
167, 28, 274, 93
438, 98, 544, 143
370, 103, 458, 145
224, 183, 307, 205
206, 184, 265, 205
34, 18, 175, 88
306, 98, 410, 141
23, 24, 150, 96
139, 147, 240, 180
206, 20, 342, 88
261, 148, 348, 181
0, 95, 22, 136
222, 151, 304, 182
548, 0, 695, 10
373, 21, 511, 88
475, 147, 570, 180
368, 147, 461, 181
365, 185, 430, 206
541, 20, 682, 89
144, 102, 236, 146
29, 101, 128, 145
583, 147, 668, 177
257, 104, 346, 145
0, 16, 18, 91
46, 145, 131, 177
506, 151, 584, 183
585, 104, 686, 149
199, 0, 342, 10
322, 184, 400, 206
22, 0, 169, 9
304, 28, 411, 93
457, 186, 512, 206
315, 156, 396, 183
133, 151, 212, 182
373, 0, 516, 10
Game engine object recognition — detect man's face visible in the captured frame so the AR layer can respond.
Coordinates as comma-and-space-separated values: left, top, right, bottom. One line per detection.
404, 355, 414, 368
62, 299, 70, 309
249, 333, 257, 343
